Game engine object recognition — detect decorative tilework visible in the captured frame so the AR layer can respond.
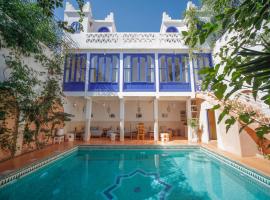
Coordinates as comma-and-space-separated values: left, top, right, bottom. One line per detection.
103, 169, 172, 200
0, 147, 78, 188
200, 147, 270, 188
0, 144, 269, 192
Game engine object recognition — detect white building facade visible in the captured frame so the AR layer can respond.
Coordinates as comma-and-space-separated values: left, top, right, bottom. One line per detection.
62, 1, 258, 156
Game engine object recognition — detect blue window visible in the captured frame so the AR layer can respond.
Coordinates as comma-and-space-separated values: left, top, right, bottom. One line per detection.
159, 54, 191, 92
71, 22, 81, 33
159, 54, 189, 83
192, 53, 213, 88
89, 54, 119, 83
124, 54, 155, 83
64, 53, 86, 83
98, 27, 110, 32
166, 26, 178, 33
63, 53, 86, 91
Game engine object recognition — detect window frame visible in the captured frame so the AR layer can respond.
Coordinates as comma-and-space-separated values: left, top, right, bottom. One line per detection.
123, 54, 155, 83
64, 53, 87, 83
158, 54, 190, 83
89, 54, 119, 83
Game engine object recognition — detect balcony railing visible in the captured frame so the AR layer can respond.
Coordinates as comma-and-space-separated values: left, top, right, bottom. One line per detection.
69, 32, 201, 49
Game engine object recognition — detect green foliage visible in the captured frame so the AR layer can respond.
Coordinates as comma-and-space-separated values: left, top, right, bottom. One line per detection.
0, 0, 79, 156
182, 0, 270, 145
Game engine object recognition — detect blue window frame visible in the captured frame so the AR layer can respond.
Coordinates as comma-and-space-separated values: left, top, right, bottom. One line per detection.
192, 53, 213, 91
98, 27, 110, 32
166, 26, 178, 33
71, 22, 81, 33
123, 54, 155, 91
89, 54, 119, 92
159, 54, 191, 92
63, 53, 86, 91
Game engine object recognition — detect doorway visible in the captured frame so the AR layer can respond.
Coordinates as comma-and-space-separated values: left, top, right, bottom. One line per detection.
207, 109, 217, 140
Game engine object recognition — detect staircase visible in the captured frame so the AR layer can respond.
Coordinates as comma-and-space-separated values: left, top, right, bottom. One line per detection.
196, 90, 270, 154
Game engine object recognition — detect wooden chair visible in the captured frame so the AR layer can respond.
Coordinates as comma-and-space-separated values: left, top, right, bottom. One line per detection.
137, 123, 145, 140
75, 127, 84, 140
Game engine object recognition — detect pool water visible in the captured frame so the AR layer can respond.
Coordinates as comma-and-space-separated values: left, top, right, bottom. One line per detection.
0, 147, 269, 200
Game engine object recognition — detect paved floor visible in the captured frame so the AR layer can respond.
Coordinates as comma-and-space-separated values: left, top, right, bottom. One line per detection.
0, 138, 269, 178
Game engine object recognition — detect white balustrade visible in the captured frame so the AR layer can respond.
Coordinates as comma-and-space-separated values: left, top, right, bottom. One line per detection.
68, 32, 197, 49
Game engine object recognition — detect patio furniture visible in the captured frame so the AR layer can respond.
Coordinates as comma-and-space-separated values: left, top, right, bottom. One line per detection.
110, 133, 117, 141
90, 127, 103, 137
53, 135, 64, 144
160, 133, 169, 142
74, 127, 84, 140
137, 123, 145, 140
66, 133, 74, 142
148, 131, 154, 140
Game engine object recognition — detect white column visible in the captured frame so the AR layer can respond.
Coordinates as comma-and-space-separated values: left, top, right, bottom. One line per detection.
186, 97, 192, 142
119, 98, 125, 141
85, 53, 90, 97
154, 98, 159, 142
155, 53, 159, 94
84, 98, 92, 141
119, 53, 124, 96
189, 56, 195, 97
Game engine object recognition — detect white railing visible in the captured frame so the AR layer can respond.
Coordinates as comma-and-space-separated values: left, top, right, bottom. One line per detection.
197, 91, 270, 125
68, 32, 207, 50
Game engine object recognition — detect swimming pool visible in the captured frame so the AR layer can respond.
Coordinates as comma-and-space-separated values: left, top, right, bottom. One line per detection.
0, 146, 269, 200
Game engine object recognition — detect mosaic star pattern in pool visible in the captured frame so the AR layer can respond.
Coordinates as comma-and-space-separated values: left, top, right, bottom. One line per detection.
103, 169, 172, 200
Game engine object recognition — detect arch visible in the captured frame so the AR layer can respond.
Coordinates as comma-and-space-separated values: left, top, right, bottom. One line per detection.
166, 26, 178, 33
71, 22, 81, 33
98, 27, 110, 32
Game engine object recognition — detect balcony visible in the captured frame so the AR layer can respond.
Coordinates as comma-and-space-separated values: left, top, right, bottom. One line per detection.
69, 33, 195, 50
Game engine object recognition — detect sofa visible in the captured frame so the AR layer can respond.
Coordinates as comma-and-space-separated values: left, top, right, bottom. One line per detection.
90, 127, 103, 137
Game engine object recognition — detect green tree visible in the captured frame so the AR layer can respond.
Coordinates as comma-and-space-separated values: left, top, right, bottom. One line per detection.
182, 0, 270, 150
0, 0, 82, 157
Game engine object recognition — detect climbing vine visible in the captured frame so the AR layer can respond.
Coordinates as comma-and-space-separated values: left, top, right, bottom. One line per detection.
0, 0, 82, 159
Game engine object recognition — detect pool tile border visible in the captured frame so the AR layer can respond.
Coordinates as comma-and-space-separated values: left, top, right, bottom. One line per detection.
0, 144, 269, 189
0, 146, 78, 188
201, 147, 270, 187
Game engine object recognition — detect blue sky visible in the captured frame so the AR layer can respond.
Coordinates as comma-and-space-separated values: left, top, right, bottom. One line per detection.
55, 0, 201, 32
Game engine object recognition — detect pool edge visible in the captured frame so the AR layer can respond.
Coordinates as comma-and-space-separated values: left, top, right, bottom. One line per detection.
0, 144, 269, 189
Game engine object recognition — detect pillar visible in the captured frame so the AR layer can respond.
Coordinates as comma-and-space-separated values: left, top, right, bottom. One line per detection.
155, 53, 159, 93
119, 98, 125, 142
84, 98, 92, 141
84, 53, 90, 97
186, 98, 192, 142
119, 53, 124, 95
154, 98, 159, 142
189, 55, 196, 97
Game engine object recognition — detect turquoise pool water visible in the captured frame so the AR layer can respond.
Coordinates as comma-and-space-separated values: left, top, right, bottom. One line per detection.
0, 147, 269, 200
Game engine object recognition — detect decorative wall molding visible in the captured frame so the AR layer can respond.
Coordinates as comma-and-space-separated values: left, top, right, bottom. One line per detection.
69, 33, 208, 50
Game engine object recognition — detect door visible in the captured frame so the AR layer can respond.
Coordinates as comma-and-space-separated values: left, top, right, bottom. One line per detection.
207, 109, 217, 140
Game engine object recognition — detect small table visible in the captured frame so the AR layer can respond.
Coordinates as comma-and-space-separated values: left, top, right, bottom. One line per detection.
160, 133, 169, 142
110, 133, 117, 141
53, 135, 64, 144
66, 133, 74, 142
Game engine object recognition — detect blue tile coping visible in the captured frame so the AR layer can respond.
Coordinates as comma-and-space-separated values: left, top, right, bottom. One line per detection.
0, 145, 269, 189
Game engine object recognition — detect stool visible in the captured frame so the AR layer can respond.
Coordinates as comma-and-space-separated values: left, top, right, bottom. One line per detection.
160, 133, 169, 142
66, 133, 74, 142
53, 135, 64, 144
111, 133, 116, 141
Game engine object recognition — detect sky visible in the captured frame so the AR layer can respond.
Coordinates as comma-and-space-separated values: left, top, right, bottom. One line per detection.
55, 0, 201, 32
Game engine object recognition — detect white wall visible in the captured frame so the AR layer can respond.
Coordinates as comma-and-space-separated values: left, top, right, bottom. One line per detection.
215, 110, 242, 156
199, 101, 213, 143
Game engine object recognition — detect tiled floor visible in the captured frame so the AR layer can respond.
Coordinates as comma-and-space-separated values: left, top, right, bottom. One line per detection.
0, 137, 269, 178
